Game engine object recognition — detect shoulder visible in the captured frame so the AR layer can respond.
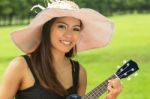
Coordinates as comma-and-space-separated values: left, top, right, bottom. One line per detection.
73, 61, 87, 96
0, 56, 28, 98
4, 55, 28, 80
72, 60, 87, 76
8, 56, 27, 71
79, 64, 87, 77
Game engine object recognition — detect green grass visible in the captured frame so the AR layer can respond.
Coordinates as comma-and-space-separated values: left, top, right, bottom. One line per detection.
0, 14, 150, 99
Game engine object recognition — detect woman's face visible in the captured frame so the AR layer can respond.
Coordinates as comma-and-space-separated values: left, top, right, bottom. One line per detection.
50, 17, 82, 53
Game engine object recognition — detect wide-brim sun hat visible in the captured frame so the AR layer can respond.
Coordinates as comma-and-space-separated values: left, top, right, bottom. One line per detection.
10, 0, 114, 54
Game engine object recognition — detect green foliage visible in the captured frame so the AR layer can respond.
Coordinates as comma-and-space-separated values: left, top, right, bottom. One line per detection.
0, 0, 150, 17
0, 0, 43, 16
75, 0, 150, 15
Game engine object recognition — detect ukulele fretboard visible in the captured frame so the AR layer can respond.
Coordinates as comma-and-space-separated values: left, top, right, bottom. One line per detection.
83, 74, 117, 99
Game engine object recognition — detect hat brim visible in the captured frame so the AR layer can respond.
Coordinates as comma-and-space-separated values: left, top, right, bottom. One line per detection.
11, 8, 114, 53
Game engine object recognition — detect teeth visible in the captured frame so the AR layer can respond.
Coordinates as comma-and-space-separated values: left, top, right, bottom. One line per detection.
60, 40, 71, 45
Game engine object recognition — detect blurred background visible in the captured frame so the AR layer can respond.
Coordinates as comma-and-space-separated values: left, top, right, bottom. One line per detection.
0, 0, 150, 26
0, 0, 150, 99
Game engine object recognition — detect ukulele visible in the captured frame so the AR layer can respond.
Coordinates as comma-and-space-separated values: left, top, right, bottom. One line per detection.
66, 60, 139, 99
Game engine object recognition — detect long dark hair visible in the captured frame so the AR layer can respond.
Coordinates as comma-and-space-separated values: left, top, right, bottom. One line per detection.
30, 18, 77, 96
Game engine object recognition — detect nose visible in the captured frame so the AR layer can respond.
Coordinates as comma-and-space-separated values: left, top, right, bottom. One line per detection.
64, 29, 73, 38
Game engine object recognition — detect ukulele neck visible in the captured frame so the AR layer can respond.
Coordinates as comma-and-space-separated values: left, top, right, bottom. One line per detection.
83, 74, 118, 99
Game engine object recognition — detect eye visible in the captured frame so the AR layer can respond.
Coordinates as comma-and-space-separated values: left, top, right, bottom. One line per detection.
73, 27, 81, 32
58, 24, 66, 29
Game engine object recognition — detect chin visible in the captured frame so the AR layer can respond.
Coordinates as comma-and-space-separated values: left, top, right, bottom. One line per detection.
62, 49, 72, 53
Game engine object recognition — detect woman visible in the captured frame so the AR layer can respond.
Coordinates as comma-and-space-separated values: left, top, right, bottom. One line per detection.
0, 0, 122, 99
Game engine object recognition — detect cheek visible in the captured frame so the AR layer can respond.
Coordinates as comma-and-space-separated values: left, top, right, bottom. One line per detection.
73, 33, 80, 42
50, 32, 59, 46
51, 30, 62, 40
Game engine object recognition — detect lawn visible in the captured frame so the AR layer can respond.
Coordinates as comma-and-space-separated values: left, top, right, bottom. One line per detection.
0, 13, 150, 99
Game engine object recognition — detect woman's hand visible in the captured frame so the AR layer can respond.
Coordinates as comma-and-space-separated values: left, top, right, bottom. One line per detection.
106, 79, 122, 99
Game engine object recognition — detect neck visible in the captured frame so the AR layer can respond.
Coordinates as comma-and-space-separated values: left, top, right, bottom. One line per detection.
51, 48, 68, 68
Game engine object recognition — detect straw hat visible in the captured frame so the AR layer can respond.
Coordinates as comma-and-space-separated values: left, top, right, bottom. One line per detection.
11, 0, 114, 53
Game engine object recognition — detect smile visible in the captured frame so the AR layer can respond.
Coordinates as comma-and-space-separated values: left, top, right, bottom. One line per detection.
60, 40, 72, 46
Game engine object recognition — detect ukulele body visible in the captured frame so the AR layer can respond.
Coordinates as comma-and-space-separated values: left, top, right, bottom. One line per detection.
66, 94, 82, 99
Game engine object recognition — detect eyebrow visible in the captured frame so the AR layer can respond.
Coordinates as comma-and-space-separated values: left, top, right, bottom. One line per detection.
56, 21, 81, 27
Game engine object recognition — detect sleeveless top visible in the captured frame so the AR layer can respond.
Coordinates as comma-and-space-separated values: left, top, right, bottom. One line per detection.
15, 55, 80, 99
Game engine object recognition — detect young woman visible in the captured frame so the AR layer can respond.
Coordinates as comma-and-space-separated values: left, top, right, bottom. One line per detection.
0, 1, 122, 99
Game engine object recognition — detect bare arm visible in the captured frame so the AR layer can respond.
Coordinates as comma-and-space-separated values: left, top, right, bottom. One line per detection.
77, 65, 87, 96
0, 57, 25, 99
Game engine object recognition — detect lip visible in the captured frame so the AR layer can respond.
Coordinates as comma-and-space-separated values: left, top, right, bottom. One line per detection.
60, 40, 72, 46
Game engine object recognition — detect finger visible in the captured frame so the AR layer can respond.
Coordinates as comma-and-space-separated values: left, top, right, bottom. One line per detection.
108, 80, 122, 93
112, 79, 123, 93
107, 84, 113, 93
111, 79, 122, 88
108, 80, 114, 88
